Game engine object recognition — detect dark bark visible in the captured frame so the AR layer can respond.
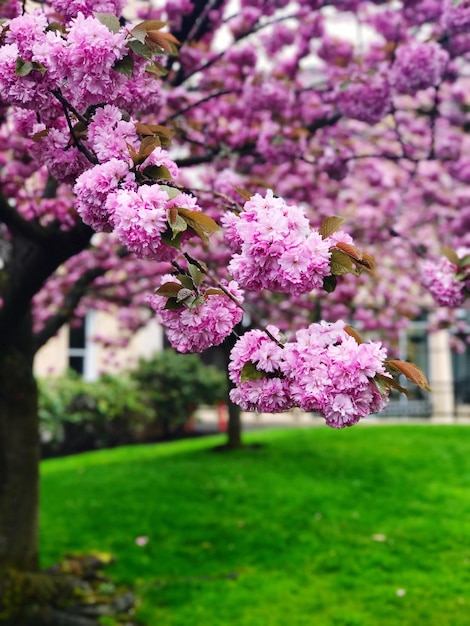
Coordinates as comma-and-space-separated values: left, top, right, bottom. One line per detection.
222, 336, 243, 448
0, 307, 39, 572
0, 215, 93, 573
226, 394, 242, 448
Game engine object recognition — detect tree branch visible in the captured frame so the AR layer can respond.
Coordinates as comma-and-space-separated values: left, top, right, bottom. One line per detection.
51, 89, 99, 165
162, 89, 235, 124
0, 220, 94, 347
0, 189, 48, 244
33, 265, 106, 351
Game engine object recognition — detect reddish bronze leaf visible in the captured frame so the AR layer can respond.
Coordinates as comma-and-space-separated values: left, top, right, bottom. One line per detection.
375, 373, 411, 398
335, 241, 363, 261
32, 128, 50, 142
233, 186, 252, 202
386, 360, 431, 391
139, 135, 161, 158
205, 288, 225, 296
168, 206, 178, 226
155, 282, 181, 298
178, 208, 220, 241
344, 325, 363, 344
359, 252, 376, 271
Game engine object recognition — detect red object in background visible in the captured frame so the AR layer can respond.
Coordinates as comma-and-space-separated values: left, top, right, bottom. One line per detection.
217, 402, 228, 432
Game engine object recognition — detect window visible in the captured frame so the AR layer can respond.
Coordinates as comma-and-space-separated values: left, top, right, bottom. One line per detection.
68, 311, 97, 381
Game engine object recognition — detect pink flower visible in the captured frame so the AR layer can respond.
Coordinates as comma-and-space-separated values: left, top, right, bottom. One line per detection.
6, 11, 48, 59
60, 14, 127, 107
139, 147, 179, 179
391, 42, 449, 95
421, 256, 466, 308
0, 42, 51, 110
135, 535, 149, 546
227, 191, 331, 295
74, 159, 135, 232
50, 0, 126, 20
108, 185, 173, 261
149, 278, 244, 353
87, 105, 138, 163
441, 0, 470, 34
336, 73, 391, 124
229, 321, 390, 427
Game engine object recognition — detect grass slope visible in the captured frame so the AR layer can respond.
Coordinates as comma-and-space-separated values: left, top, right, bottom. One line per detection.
41, 426, 470, 626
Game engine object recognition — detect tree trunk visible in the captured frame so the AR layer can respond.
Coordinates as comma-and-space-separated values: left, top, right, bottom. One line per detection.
222, 337, 243, 449
0, 308, 39, 572
226, 394, 242, 448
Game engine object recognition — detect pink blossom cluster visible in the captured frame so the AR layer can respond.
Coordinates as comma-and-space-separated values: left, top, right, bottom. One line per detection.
148, 276, 244, 353
421, 249, 470, 308
74, 158, 136, 232
107, 187, 201, 262
391, 42, 449, 96
0, 1, 20, 19
50, 0, 126, 20
336, 73, 391, 125
441, 0, 470, 34
228, 320, 389, 428
87, 105, 139, 163
223, 191, 332, 295
29, 121, 90, 185
0, 10, 155, 112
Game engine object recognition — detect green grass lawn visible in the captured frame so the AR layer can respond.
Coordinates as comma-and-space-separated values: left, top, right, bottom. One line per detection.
40, 425, 470, 626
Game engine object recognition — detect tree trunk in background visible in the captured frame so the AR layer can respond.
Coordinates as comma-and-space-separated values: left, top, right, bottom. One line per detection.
226, 393, 242, 448
0, 309, 39, 572
222, 337, 243, 449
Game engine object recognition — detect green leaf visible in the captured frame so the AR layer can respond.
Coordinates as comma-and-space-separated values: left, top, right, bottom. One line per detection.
164, 299, 184, 311
161, 229, 182, 249
143, 165, 172, 180
128, 39, 154, 60
322, 274, 337, 293
160, 185, 180, 200
330, 249, 359, 276
441, 246, 459, 265
374, 373, 410, 398
146, 61, 169, 78
15, 57, 33, 77
319, 216, 345, 239
113, 54, 134, 77
458, 254, 470, 268
177, 274, 194, 290
32, 61, 47, 74
186, 294, 205, 310
46, 21, 65, 34
94, 12, 121, 34
188, 263, 204, 287
240, 361, 267, 383
168, 214, 187, 240
177, 288, 194, 303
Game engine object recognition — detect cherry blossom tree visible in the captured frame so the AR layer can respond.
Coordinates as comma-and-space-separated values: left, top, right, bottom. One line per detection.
2, 0, 469, 579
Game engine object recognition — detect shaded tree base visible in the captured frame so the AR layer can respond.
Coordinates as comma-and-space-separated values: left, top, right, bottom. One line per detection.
210, 442, 264, 453
0, 553, 142, 626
